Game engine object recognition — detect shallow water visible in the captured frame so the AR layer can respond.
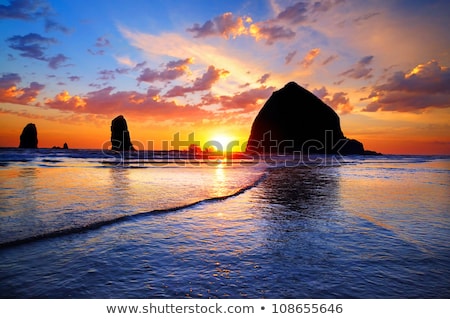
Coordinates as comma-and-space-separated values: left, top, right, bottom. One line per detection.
0, 149, 449, 298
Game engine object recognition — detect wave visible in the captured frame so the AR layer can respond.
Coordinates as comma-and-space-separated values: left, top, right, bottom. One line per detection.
0, 172, 267, 249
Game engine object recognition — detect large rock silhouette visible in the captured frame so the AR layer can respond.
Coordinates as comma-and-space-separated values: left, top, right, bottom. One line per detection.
246, 82, 367, 155
19, 123, 38, 148
111, 115, 135, 151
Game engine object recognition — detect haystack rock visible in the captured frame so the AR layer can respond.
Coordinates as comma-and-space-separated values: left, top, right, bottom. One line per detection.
246, 82, 369, 155
19, 123, 38, 148
111, 115, 134, 151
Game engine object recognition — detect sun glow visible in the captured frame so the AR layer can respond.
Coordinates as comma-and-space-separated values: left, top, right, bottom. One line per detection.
207, 134, 239, 152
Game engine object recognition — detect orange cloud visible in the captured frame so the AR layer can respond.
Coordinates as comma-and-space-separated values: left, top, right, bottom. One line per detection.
44, 86, 210, 122
45, 91, 86, 110
0, 73, 44, 104
300, 48, 321, 68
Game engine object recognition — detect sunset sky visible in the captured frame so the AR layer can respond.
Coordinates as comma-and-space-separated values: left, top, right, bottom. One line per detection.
1, 0, 449, 154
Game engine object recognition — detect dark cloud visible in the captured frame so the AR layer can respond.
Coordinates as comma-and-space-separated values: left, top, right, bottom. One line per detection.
362, 60, 450, 112
276, 1, 309, 24
48, 53, 69, 69
95, 36, 110, 47
353, 12, 380, 24
7, 33, 57, 60
97, 70, 116, 81
187, 20, 216, 38
322, 54, 338, 65
252, 24, 296, 45
285, 50, 297, 65
311, 0, 346, 13
89, 83, 102, 89
115, 68, 129, 75
340, 55, 374, 79
0, 73, 22, 88
0, 0, 51, 20
165, 65, 229, 97
68, 76, 81, 82
137, 58, 193, 83
45, 19, 71, 34
257, 73, 270, 84
6, 32, 69, 69
88, 49, 105, 56
114, 61, 147, 75
133, 61, 147, 70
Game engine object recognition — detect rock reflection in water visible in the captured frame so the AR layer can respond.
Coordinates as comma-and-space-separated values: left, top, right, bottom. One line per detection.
259, 166, 340, 221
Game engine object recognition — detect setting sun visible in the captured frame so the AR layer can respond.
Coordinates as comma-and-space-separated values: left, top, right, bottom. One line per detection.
206, 134, 240, 152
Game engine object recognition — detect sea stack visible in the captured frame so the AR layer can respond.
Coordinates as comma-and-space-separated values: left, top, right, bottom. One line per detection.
19, 123, 38, 148
111, 115, 134, 151
246, 82, 366, 155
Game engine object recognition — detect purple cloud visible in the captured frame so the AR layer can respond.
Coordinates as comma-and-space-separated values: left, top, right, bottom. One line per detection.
97, 70, 116, 81
0, 72, 45, 104
68, 76, 81, 82
253, 24, 296, 45
362, 60, 450, 112
0, 0, 51, 20
48, 53, 69, 69
285, 51, 297, 65
95, 36, 110, 47
257, 73, 270, 84
45, 19, 71, 34
322, 54, 338, 65
7, 32, 57, 60
0, 72, 22, 88
137, 58, 193, 83
276, 1, 309, 24
164, 66, 229, 97
311, 0, 346, 13
340, 55, 374, 79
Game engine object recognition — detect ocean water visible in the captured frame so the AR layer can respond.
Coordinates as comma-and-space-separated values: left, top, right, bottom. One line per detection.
0, 148, 449, 298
